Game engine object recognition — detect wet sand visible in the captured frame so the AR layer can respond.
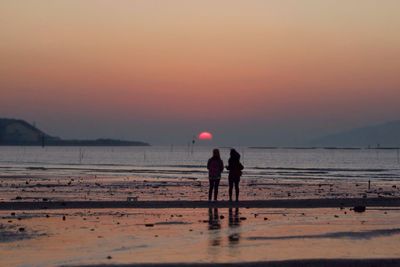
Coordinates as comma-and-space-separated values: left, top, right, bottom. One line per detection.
1, 207, 400, 266
1, 172, 400, 266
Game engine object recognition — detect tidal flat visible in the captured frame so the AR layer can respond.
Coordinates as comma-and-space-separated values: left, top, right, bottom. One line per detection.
1, 207, 400, 266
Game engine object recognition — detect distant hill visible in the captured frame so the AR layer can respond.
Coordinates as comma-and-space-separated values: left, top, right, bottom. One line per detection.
0, 118, 150, 146
310, 120, 400, 148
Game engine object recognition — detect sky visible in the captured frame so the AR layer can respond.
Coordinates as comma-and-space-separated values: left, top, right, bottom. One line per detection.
1, 0, 400, 145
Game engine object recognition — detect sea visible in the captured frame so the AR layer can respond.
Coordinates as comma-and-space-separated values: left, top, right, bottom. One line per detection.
0, 146, 399, 182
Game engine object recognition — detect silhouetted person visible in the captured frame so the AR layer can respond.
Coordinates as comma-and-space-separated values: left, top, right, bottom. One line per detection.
227, 149, 244, 202
207, 149, 224, 201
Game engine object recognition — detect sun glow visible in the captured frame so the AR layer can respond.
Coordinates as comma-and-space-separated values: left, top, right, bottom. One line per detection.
198, 132, 213, 140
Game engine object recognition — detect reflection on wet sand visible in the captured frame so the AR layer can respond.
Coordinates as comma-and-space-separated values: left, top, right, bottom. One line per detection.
207, 208, 243, 249
208, 208, 222, 251
228, 208, 241, 245
208, 208, 221, 231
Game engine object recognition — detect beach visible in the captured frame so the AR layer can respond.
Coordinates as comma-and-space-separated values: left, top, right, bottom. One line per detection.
1, 147, 400, 266
1, 205, 400, 266
1, 181, 400, 266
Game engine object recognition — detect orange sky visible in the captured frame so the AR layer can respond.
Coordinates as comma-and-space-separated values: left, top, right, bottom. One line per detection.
1, 1, 400, 144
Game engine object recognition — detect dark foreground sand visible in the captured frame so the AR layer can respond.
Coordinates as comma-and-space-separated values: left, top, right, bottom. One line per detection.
73, 258, 400, 267
1, 173, 399, 203
1, 197, 400, 210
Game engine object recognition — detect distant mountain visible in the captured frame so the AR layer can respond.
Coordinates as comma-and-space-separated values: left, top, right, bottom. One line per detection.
310, 120, 400, 148
0, 118, 59, 145
0, 118, 149, 146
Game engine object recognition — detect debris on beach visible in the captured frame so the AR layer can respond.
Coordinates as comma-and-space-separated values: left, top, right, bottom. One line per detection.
353, 206, 366, 213
127, 196, 138, 202
229, 233, 240, 242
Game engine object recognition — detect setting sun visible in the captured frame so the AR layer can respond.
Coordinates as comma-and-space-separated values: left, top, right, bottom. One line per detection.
198, 131, 213, 140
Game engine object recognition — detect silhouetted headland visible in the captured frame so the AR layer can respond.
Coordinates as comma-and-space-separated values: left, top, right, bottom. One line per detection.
310, 120, 400, 147
0, 118, 149, 146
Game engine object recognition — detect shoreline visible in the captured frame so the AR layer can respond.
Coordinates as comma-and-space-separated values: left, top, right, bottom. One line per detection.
2, 197, 400, 210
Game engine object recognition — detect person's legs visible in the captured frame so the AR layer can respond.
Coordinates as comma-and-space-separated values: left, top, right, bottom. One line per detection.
214, 179, 220, 201
228, 179, 233, 201
235, 180, 240, 201
208, 179, 214, 201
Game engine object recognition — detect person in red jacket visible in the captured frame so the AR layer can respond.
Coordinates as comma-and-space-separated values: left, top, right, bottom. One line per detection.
207, 149, 224, 201
227, 149, 244, 202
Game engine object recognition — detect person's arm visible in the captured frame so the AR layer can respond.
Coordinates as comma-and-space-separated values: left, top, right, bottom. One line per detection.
226, 159, 231, 170
239, 163, 244, 170
207, 159, 211, 170
220, 160, 224, 173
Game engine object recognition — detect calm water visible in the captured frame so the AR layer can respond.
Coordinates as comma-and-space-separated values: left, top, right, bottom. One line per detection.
0, 146, 399, 181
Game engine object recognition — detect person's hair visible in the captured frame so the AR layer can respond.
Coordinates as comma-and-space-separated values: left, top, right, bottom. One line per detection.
212, 148, 220, 159
230, 149, 240, 160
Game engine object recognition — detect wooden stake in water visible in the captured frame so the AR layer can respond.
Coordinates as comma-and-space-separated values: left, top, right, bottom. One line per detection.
368, 180, 371, 190
78, 148, 84, 164
191, 137, 195, 155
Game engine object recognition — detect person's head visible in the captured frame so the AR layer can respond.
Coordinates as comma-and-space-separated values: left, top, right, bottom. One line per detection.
212, 149, 220, 158
230, 149, 240, 160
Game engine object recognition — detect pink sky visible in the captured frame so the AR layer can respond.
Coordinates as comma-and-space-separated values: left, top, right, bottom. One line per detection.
1, 1, 400, 144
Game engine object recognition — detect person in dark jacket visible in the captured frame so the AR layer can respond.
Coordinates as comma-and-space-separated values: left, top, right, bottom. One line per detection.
207, 149, 224, 201
226, 149, 244, 202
